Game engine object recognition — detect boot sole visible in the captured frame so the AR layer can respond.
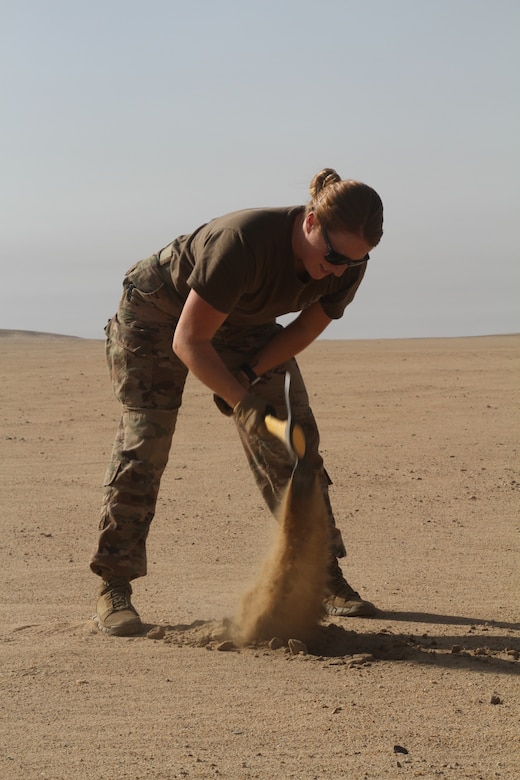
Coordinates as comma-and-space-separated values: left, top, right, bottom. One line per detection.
323, 601, 378, 618
93, 614, 144, 636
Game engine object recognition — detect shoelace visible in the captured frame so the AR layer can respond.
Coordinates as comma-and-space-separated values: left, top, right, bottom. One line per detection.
334, 581, 360, 600
328, 565, 359, 599
109, 586, 131, 611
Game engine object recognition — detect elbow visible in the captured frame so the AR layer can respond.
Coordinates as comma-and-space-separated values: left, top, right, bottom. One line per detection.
172, 324, 202, 370
172, 328, 188, 364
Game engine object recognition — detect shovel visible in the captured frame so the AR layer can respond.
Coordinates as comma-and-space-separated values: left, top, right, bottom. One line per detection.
264, 371, 306, 461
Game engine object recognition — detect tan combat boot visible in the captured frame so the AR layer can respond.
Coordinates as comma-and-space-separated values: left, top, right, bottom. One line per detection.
323, 559, 378, 617
94, 578, 143, 636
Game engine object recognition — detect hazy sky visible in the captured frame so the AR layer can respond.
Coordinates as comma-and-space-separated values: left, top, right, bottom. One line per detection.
2, 0, 519, 340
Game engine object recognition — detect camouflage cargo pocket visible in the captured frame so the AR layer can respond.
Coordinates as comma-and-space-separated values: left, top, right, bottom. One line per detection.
123, 256, 177, 322
103, 459, 122, 488
105, 314, 184, 410
106, 315, 160, 408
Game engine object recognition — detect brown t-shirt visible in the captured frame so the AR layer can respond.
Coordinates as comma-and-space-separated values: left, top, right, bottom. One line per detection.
156, 206, 366, 326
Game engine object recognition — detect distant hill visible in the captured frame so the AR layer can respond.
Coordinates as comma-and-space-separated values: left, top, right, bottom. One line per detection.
0, 329, 83, 340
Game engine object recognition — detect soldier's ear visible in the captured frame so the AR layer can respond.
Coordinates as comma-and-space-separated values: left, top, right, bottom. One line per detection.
305, 212, 315, 232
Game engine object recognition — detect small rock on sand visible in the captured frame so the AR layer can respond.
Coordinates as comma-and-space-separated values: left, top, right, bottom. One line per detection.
288, 638, 308, 655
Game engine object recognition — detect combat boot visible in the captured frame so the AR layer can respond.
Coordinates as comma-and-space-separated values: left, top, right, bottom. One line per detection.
94, 578, 143, 636
323, 559, 377, 617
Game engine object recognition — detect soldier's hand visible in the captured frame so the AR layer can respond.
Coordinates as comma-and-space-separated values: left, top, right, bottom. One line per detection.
233, 392, 274, 438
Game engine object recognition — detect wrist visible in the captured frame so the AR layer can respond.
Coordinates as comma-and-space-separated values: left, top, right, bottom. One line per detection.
239, 363, 262, 386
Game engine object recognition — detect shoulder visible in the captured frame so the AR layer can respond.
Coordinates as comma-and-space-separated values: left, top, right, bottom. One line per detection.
204, 206, 302, 235
191, 206, 302, 258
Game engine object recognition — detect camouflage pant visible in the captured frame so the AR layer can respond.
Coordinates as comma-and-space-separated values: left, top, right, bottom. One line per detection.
90, 256, 346, 581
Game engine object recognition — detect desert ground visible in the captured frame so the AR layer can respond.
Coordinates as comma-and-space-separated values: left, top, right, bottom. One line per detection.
1, 331, 518, 780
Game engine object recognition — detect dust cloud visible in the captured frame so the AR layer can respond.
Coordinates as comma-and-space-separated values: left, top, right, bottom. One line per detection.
232, 458, 330, 646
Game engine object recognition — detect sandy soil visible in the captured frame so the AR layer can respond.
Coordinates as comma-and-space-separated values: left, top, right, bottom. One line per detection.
1, 331, 519, 780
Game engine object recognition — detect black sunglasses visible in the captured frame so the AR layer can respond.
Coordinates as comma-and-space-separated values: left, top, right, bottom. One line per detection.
322, 227, 369, 268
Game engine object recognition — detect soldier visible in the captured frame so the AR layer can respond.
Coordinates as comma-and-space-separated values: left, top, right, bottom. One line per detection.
91, 167, 384, 635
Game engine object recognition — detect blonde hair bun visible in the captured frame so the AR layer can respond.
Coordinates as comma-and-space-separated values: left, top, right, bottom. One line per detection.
309, 168, 342, 200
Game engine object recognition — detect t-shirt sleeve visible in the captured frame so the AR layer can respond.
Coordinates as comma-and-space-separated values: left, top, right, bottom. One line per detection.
319, 265, 367, 319
186, 229, 254, 314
